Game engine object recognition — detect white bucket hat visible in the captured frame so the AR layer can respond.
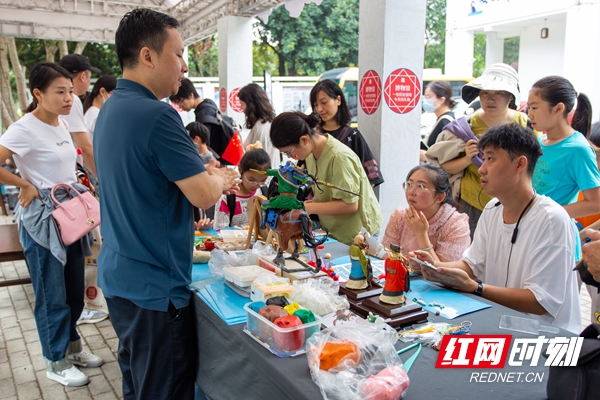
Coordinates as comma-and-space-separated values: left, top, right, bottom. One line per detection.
461, 63, 520, 107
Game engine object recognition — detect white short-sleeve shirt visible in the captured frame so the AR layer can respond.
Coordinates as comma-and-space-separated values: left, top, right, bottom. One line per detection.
0, 113, 77, 189
463, 195, 581, 333
84, 106, 100, 141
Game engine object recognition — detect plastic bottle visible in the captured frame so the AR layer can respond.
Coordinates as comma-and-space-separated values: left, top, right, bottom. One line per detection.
76, 148, 84, 167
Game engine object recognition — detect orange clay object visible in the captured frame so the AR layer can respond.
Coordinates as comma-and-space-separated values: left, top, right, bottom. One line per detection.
319, 340, 361, 371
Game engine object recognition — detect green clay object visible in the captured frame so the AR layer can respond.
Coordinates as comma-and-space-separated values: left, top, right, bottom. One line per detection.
293, 309, 316, 324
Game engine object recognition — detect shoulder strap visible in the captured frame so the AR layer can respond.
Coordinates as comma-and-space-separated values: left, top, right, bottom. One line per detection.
260, 186, 268, 196
196, 113, 221, 126
196, 100, 222, 126
337, 125, 353, 142
196, 99, 217, 113
226, 193, 236, 227
431, 114, 455, 132
439, 114, 454, 124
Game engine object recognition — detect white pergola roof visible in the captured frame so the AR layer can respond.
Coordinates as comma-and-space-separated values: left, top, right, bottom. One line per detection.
0, 0, 286, 45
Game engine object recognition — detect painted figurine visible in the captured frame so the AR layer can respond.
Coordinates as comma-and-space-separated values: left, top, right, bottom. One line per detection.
379, 243, 410, 304
346, 234, 373, 290
260, 161, 311, 229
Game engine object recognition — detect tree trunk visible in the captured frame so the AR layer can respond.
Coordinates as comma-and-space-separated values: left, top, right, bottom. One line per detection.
1, 97, 15, 130
278, 52, 286, 76
58, 40, 68, 59
0, 37, 18, 123
5, 36, 28, 112
44, 40, 58, 62
74, 42, 87, 54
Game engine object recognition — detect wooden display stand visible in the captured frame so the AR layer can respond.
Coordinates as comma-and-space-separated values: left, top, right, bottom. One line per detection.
339, 283, 383, 300
245, 195, 273, 249
339, 284, 428, 329
362, 297, 428, 328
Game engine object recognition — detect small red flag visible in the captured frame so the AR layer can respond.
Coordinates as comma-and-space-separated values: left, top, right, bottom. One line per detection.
220, 131, 245, 165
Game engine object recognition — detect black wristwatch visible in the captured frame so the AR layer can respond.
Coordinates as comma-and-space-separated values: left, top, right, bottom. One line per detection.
473, 279, 483, 297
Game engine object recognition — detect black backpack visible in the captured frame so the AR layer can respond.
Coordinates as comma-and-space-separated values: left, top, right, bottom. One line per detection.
195, 99, 239, 163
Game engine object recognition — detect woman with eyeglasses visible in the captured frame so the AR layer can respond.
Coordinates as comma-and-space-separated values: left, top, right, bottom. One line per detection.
382, 163, 470, 269
269, 111, 382, 246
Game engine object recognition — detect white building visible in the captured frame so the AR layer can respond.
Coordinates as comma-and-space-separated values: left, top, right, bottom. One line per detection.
445, 0, 600, 120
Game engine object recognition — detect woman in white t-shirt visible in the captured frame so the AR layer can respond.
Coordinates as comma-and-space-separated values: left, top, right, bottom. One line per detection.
82, 75, 117, 142
0, 63, 103, 387
239, 83, 281, 170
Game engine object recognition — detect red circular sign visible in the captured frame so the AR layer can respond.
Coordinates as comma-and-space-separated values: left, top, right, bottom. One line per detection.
228, 87, 243, 113
219, 87, 227, 113
359, 70, 382, 115
384, 68, 421, 114
86, 286, 97, 300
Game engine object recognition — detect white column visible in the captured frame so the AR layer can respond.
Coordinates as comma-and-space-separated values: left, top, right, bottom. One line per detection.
485, 32, 504, 68
358, 0, 426, 236
217, 16, 253, 127
563, 3, 600, 122
183, 45, 189, 77
445, 29, 474, 77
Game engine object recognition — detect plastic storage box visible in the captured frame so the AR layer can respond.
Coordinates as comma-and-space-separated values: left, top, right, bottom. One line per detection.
219, 229, 248, 242
222, 265, 273, 288
244, 302, 322, 357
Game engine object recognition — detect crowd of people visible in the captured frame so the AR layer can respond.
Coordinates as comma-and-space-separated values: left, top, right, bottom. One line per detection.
1, 6, 600, 400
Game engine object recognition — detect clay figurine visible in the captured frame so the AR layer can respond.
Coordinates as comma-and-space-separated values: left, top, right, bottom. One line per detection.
346, 234, 373, 290
379, 243, 410, 305
260, 161, 311, 226
249, 162, 327, 272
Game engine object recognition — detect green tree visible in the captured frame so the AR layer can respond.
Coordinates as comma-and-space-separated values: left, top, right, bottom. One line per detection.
188, 35, 219, 77
79, 42, 120, 77
473, 34, 486, 77
14, 39, 120, 77
255, 0, 359, 76
424, 0, 447, 71
253, 41, 278, 77
503, 36, 520, 69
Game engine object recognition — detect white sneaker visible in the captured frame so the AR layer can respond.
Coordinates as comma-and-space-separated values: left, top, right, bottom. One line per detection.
47, 366, 89, 387
77, 309, 109, 325
67, 350, 104, 368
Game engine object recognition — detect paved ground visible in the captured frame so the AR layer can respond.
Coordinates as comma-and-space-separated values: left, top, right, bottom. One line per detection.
0, 208, 595, 399
0, 211, 123, 400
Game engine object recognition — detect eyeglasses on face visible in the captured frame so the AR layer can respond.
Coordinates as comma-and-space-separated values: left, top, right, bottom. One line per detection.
243, 175, 266, 187
402, 181, 430, 193
283, 146, 296, 158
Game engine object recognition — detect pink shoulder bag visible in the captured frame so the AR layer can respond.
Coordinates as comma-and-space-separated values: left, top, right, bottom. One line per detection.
51, 183, 100, 246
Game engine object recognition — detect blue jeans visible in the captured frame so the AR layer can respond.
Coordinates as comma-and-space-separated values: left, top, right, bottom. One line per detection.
19, 226, 84, 370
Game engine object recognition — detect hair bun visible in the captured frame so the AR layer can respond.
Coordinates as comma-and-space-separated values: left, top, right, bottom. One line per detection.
306, 112, 321, 129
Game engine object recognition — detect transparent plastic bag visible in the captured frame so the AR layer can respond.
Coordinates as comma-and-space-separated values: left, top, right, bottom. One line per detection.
398, 321, 472, 350
306, 321, 409, 400
252, 272, 290, 286
208, 242, 275, 278
290, 276, 349, 317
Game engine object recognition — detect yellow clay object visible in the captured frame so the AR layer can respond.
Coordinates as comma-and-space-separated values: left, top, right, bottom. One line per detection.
284, 302, 301, 316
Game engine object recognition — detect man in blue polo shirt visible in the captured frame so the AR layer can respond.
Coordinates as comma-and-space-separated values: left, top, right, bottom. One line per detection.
94, 9, 240, 400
